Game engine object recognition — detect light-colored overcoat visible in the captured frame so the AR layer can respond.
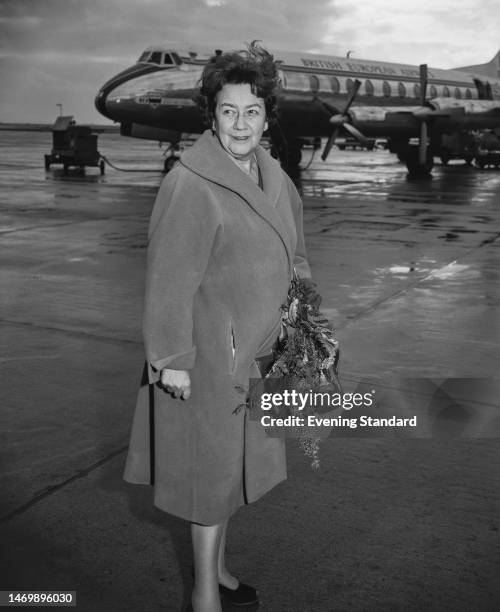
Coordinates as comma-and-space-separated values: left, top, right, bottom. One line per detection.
123, 130, 310, 525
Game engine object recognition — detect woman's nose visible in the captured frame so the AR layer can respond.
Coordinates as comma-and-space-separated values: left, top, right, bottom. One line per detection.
233, 113, 246, 130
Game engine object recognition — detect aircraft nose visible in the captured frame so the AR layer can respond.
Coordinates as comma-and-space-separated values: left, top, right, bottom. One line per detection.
94, 63, 160, 120
95, 88, 109, 118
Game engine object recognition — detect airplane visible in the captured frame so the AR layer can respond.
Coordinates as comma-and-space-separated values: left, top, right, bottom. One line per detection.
95, 44, 500, 176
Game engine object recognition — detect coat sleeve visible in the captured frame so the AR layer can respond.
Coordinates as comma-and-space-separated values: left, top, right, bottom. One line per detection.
143, 167, 222, 383
285, 175, 311, 279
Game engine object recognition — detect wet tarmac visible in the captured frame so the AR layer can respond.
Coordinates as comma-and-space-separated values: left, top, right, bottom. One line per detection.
1, 131, 499, 611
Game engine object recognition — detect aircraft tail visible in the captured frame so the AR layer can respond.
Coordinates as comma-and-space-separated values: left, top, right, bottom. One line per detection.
454, 49, 500, 78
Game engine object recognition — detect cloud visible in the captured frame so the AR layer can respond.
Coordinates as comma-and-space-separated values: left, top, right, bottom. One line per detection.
321, 0, 500, 68
1, 0, 500, 122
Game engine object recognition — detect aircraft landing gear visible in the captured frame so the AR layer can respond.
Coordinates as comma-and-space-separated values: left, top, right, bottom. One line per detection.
403, 145, 434, 177
271, 138, 303, 180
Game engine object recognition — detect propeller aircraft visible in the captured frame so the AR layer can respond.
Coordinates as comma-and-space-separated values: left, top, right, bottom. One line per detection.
95, 45, 500, 176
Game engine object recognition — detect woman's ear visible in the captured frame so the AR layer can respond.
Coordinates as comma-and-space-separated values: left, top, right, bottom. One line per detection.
264, 119, 269, 132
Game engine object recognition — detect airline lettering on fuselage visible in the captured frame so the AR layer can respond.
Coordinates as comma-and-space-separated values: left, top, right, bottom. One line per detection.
301, 58, 435, 79
302, 58, 344, 71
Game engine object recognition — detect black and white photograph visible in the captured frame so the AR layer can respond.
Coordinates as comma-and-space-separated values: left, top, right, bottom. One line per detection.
1, 1, 499, 610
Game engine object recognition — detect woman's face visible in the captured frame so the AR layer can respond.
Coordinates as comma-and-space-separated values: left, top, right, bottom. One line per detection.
213, 83, 268, 162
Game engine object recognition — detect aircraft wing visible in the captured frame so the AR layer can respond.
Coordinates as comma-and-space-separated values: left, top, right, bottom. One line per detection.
348, 98, 500, 138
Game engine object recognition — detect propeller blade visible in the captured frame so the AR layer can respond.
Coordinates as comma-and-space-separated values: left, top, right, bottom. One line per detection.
419, 64, 428, 107
316, 97, 339, 116
321, 128, 340, 161
417, 64, 429, 166
319, 79, 364, 161
343, 122, 370, 146
419, 121, 428, 165
344, 79, 362, 113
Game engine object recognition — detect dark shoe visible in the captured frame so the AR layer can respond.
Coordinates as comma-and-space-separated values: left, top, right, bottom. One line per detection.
219, 582, 259, 606
190, 565, 258, 607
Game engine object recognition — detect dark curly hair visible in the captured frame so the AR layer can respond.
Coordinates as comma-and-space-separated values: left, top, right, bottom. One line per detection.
198, 41, 280, 127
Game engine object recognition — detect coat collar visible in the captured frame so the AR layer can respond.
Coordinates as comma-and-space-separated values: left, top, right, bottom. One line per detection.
179, 130, 293, 272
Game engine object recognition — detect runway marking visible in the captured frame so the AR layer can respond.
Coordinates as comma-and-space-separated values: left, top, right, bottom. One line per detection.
0, 446, 128, 524
338, 231, 500, 328
0, 318, 141, 346
0, 214, 146, 236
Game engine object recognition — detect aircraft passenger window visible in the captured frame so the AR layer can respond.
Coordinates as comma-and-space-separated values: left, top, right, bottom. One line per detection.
398, 82, 406, 98
465, 88, 472, 99
138, 52, 150, 62
382, 81, 391, 97
454, 87, 462, 99
414, 83, 421, 98
443, 86, 450, 97
429, 85, 437, 98
309, 75, 320, 93
163, 54, 173, 65
331, 77, 340, 94
149, 51, 162, 64
346, 78, 354, 94
365, 80, 374, 96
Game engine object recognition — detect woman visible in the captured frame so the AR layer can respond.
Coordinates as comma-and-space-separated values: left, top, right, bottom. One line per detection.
123, 43, 311, 612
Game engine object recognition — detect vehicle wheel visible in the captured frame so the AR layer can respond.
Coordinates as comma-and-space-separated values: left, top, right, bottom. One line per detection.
475, 158, 485, 169
63, 163, 69, 174
338, 144, 345, 151
44, 155, 51, 171
440, 154, 450, 165
464, 155, 473, 165
100, 159, 105, 175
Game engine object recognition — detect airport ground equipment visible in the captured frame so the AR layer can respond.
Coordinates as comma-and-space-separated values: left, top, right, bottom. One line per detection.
439, 131, 476, 165
474, 130, 500, 168
335, 137, 376, 151
44, 116, 105, 174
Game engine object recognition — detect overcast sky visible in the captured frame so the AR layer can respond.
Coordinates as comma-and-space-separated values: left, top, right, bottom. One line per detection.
1, 0, 499, 123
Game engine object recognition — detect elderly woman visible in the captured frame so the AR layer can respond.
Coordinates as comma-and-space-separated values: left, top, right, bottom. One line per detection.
123, 43, 311, 612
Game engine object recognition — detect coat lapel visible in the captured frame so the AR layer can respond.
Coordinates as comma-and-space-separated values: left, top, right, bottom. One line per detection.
180, 131, 294, 273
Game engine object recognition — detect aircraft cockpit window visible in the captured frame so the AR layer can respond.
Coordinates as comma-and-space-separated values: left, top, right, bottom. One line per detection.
163, 53, 174, 65
398, 82, 406, 98
429, 85, 437, 98
465, 88, 472, 99
149, 51, 162, 64
443, 86, 450, 97
331, 77, 340, 94
309, 75, 320, 93
365, 80, 374, 96
138, 52, 150, 62
454, 87, 462, 99
382, 81, 391, 97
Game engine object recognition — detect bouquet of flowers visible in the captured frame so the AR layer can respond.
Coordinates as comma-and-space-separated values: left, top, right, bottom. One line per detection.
265, 275, 341, 468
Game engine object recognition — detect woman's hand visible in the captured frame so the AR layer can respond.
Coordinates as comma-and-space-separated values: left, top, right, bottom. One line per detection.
160, 369, 191, 400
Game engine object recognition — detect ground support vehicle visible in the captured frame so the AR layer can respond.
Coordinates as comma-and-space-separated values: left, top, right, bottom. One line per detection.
44, 116, 105, 174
